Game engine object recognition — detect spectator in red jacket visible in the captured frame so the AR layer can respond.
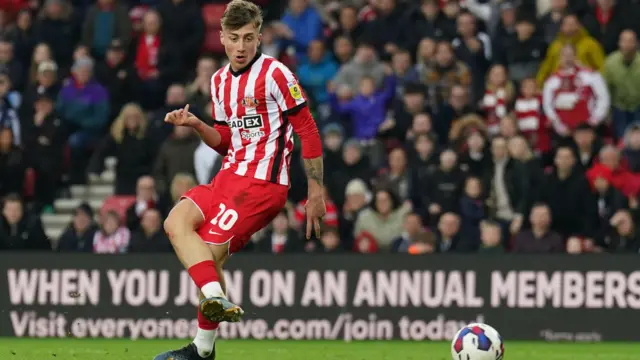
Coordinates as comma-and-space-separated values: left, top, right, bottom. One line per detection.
542, 44, 610, 137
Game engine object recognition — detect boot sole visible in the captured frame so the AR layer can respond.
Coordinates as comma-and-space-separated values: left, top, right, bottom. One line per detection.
200, 299, 244, 323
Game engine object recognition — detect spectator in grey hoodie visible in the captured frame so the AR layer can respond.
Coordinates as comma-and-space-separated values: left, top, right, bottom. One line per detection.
330, 42, 385, 94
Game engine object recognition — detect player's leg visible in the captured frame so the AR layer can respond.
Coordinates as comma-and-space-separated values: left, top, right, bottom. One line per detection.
164, 199, 227, 300
193, 244, 230, 358
153, 243, 231, 360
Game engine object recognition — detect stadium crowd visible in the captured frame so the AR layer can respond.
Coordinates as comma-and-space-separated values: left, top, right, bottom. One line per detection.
1, 0, 640, 255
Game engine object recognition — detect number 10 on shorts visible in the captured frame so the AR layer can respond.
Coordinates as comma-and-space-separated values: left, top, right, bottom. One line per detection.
210, 203, 239, 231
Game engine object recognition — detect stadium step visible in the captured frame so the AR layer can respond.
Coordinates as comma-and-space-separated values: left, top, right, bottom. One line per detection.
54, 198, 103, 214
45, 227, 64, 243
70, 184, 114, 199
105, 157, 117, 171
41, 213, 72, 228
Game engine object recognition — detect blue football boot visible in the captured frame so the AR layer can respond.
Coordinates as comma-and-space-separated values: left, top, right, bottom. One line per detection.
153, 343, 216, 360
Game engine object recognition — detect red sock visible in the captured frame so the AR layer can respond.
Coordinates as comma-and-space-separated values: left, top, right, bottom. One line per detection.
197, 309, 220, 330
188, 260, 219, 289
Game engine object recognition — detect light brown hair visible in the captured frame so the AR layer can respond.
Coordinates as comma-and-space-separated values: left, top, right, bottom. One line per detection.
221, 0, 263, 31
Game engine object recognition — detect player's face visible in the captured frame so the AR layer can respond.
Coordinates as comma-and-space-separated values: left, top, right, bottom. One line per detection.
221, 23, 262, 70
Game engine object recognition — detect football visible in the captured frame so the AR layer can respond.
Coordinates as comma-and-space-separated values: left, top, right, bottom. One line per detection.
451, 323, 504, 360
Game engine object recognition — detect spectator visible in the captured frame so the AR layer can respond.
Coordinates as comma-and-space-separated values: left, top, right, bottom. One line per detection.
0, 71, 20, 145
459, 176, 486, 242
0, 193, 49, 250
390, 212, 426, 252
125, 176, 167, 231
332, 41, 385, 93
354, 189, 411, 251
389, 49, 418, 97
276, 0, 323, 59
603, 30, 640, 139
587, 163, 628, 237
512, 203, 564, 253
452, 12, 491, 99
260, 24, 281, 59
81, 0, 131, 60
0, 39, 24, 91
128, 208, 171, 253
6, 9, 36, 69
327, 5, 364, 50
297, 40, 338, 113
406, 113, 435, 144
322, 123, 344, 178
566, 236, 584, 254
434, 212, 475, 252
623, 124, 640, 172
194, 139, 222, 185
57, 202, 97, 252
373, 147, 409, 200
513, 78, 551, 155
459, 131, 491, 176
505, 16, 546, 84
0, 128, 23, 197
402, 0, 449, 53
34, 0, 78, 71
538, 146, 596, 238
93, 210, 130, 254
331, 35, 353, 65
24, 93, 65, 211
478, 220, 504, 253
21, 59, 59, 121
94, 39, 135, 121
423, 41, 471, 109
135, 9, 181, 110
326, 139, 373, 209
339, 178, 371, 248
28, 43, 53, 86
366, 0, 405, 56
393, 83, 431, 142
57, 56, 109, 185
491, 2, 517, 65
587, 145, 640, 197
88, 103, 154, 195
537, 14, 605, 85
152, 125, 199, 196
542, 44, 609, 138
417, 149, 464, 223
257, 209, 302, 253
508, 135, 544, 198
169, 173, 196, 207
408, 133, 438, 179
329, 69, 395, 167
414, 37, 437, 80
498, 114, 520, 139
314, 227, 343, 253
185, 56, 218, 124
581, 0, 631, 55
571, 123, 601, 171
482, 64, 514, 136
149, 84, 189, 147
597, 209, 640, 252
156, 0, 204, 72
484, 136, 529, 238
540, 0, 569, 44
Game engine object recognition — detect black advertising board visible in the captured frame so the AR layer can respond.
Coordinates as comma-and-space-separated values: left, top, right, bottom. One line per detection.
1, 254, 638, 341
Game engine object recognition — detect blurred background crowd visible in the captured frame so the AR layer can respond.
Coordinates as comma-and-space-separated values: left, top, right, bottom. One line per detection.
1, 0, 640, 255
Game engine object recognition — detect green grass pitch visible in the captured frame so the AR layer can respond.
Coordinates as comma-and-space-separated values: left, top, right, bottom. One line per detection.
1, 339, 639, 359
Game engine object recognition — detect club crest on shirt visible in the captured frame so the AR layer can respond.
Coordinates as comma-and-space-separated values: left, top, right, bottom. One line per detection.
241, 96, 259, 108
288, 80, 302, 100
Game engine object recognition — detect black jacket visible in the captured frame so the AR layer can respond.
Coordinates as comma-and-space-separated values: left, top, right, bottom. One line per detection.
483, 158, 531, 216
0, 214, 50, 251
57, 224, 97, 252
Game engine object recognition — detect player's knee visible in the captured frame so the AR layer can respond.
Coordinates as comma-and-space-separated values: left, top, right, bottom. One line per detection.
164, 210, 188, 242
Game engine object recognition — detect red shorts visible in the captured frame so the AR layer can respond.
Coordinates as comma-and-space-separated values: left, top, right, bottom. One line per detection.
181, 171, 288, 254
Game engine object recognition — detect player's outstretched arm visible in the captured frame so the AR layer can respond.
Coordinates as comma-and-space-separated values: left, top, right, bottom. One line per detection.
288, 105, 326, 239
165, 104, 231, 155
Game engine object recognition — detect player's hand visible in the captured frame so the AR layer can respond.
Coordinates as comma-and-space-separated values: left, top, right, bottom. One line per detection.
305, 194, 326, 240
164, 104, 200, 128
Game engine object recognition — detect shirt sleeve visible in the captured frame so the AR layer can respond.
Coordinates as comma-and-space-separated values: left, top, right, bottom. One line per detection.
268, 63, 307, 112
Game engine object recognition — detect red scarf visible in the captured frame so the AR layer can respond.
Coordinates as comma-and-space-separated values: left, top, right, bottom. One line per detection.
135, 34, 160, 80
514, 96, 551, 154
482, 88, 509, 136
595, 6, 612, 26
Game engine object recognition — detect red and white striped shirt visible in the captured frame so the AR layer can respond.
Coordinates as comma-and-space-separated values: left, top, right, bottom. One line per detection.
211, 53, 306, 186
514, 96, 552, 154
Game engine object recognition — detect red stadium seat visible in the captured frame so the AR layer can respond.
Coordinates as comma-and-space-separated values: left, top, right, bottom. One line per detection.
202, 4, 226, 28
203, 29, 225, 55
101, 195, 136, 223
23, 168, 36, 199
